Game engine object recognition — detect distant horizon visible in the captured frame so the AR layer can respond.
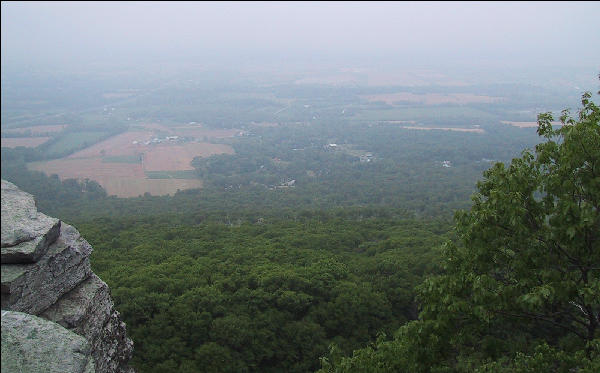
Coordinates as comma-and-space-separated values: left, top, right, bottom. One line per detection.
2, 2, 599, 72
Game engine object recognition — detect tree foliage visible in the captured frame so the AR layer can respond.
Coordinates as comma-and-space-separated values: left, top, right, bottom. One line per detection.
319, 92, 600, 372
80, 215, 446, 373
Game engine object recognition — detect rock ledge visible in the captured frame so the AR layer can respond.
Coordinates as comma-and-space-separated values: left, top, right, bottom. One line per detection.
1, 180, 134, 373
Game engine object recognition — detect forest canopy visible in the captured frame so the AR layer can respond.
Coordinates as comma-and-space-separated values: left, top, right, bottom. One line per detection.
318, 93, 599, 372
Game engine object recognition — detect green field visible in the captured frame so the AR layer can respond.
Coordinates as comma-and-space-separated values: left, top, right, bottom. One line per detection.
44, 131, 111, 157
145, 170, 199, 179
350, 105, 498, 124
102, 154, 142, 163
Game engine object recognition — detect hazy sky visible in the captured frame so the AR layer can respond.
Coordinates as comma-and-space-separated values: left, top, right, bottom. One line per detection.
2, 1, 599, 71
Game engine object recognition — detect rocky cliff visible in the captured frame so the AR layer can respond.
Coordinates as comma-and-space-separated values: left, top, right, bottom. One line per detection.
1, 179, 134, 373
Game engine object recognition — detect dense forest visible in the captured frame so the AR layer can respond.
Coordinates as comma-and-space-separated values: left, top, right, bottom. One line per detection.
79, 215, 447, 372
1, 77, 598, 372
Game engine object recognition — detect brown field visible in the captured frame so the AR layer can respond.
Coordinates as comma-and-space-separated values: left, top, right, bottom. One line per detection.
98, 177, 203, 198
136, 123, 242, 139
3, 125, 68, 135
1, 137, 51, 148
68, 131, 154, 158
28, 158, 146, 179
143, 142, 234, 171
27, 158, 202, 197
68, 131, 234, 168
501, 121, 562, 128
362, 92, 504, 105
27, 126, 235, 197
401, 126, 485, 133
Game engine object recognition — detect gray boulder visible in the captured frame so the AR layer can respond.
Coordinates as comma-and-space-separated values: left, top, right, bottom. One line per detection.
1, 310, 96, 373
1, 223, 93, 315
42, 274, 134, 373
0, 180, 135, 373
1, 180, 61, 263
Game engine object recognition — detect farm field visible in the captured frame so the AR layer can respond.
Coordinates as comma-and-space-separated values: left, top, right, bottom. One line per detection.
1, 137, 51, 148
27, 156, 204, 197
45, 131, 112, 157
132, 123, 242, 139
28, 158, 202, 198
361, 92, 504, 105
68, 131, 154, 158
143, 143, 234, 171
27, 124, 235, 197
97, 177, 203, 198
145, 170, 198, 179
3, 124, 68, 135
350, 106, 497, 123
401, 126, 485, 133
68, 127, 235, 171
28, 158, 146, 179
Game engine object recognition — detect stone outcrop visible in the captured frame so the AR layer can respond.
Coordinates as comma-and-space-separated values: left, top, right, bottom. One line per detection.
2, 223, 93, 314
42, 274, 134, 373
1, 180, 61, 263
1, 180, 134, 373
1, 310, 96, 373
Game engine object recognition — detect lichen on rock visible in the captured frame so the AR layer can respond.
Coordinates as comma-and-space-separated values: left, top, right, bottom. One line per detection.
1, 180, 134, 373
1, 179, 61, 263
1, 310, 96, 373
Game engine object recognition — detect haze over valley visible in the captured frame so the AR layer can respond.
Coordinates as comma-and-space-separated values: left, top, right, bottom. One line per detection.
2, 2, 599, 372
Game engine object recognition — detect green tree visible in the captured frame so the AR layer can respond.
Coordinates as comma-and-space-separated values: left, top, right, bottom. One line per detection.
422, 92, 599, 347
319, 92, 600, 372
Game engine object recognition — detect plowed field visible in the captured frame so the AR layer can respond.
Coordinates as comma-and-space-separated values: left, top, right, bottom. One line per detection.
1, 137, 51, 148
